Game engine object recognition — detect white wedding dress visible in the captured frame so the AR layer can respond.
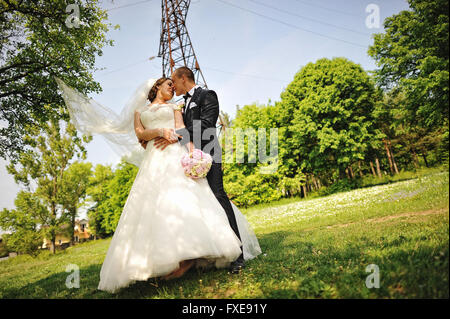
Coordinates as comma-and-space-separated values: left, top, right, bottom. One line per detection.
96, 102, 262, 293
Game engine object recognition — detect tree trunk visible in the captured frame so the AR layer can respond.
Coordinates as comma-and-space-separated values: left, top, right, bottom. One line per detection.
375, 157, 382, 178
388, 140, 399, 174
304, 174, 310, 192
345, 168, 350, 179
358, 161, 364, 177
50, 239, 55, 254
51, 203, 57, 254
422, 153, 429, 167
369, 161, 377, 177
392, 153, 399, 174
312, 175, 319, 190
389, 146, 399, 174
349, 165, 355, 179
411, 149, 419, 168
302, 185, 307, 198
383, 139, 395, 175
70, 210, 76, 247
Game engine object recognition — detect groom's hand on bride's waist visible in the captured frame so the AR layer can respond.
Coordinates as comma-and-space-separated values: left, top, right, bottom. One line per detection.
138, 138, 148, 149
153, 137, 170, 150
151, 129, 182, 150
154, 136, 178, 150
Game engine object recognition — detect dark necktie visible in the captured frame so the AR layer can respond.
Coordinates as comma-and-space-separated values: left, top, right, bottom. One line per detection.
183, 92, 191, 103
182, 92, 191, 112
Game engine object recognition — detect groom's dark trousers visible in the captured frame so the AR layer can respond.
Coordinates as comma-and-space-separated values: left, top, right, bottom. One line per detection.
177, 86, 243, 260
206, 161, 242, 244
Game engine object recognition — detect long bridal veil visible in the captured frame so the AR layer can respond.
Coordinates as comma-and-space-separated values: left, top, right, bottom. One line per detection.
54, 76, 157, 167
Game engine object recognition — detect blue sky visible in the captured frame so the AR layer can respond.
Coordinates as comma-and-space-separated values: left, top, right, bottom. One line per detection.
0, 0, 411, 223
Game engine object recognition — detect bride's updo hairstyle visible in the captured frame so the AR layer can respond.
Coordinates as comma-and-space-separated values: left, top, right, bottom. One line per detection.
147, 77, 171, 102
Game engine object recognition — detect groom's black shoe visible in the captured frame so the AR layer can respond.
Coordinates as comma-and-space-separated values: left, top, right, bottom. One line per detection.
230, 254, 245, 274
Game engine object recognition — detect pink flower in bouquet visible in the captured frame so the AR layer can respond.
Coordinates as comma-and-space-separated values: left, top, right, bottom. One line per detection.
180, 149, 212, 179
192, 149, 203, 160
196, 166, 206, 175
181, 154, 191, 167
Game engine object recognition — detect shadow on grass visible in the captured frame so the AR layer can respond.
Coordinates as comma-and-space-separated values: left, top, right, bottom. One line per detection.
239, 229, 449, 299
1, 255, 261, 299
2, 225, 448, 299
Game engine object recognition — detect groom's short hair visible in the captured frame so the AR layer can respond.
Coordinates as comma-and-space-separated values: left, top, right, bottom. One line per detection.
173, 66, 195, 82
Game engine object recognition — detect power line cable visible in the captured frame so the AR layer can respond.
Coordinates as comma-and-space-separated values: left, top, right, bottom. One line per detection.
96, 59, 287, 83
96, 58, 154, 77
214, 0, 368, 48
202, 65, 286, 83
105, 0, 154, 12
249, 0, 370, 36
293, 0, 361, 18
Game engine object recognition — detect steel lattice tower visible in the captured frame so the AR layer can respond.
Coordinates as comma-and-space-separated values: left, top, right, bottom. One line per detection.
158, 0, 226, 133
158, 0, 207, 88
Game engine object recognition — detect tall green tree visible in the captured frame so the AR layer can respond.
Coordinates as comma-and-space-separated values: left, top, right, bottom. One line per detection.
373, 87, 446, 171
86, 163, 114, 239
222, 103, 286, 206
372, 88, 402, 175
0, 191, 47, 256
6, 118, 91, 253
92, 161, 138, 236
58, 161, 93, 246
0, 0, 116, 161
279, 57, 381, 181
368, 0, 449, 131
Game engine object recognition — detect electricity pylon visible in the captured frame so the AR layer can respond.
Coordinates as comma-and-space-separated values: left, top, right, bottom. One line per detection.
158, 0, 226, 135
158, 0, 207, 88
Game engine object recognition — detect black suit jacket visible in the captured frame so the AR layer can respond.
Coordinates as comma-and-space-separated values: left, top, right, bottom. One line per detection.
176, 87, 222, 161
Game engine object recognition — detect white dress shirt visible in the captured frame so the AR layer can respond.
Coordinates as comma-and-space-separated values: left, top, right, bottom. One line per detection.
185, 84, 200, 111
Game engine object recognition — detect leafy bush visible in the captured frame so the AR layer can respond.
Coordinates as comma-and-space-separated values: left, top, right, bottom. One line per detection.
318, 178, 363, 196
2, 230, 43, 257
225, 172, 282, 207
0, 244, 9, 258
437, 130, 449, 169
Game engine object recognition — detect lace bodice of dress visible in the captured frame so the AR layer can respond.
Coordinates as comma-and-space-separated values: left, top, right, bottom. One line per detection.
139, 103, 177, 129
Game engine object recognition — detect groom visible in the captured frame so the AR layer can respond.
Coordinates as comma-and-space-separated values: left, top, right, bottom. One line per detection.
154, 67, 245, 274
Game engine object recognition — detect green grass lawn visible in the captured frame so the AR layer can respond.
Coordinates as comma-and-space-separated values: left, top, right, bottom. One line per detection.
0, 170, 448, 299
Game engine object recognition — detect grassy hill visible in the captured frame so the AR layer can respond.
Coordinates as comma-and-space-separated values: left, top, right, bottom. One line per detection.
0, 169, 448, 299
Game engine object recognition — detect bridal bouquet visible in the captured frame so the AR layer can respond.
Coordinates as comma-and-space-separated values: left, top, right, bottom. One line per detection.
181, 149, 212, 179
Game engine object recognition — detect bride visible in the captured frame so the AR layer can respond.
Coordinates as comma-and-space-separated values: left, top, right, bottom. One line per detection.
55, 76, 261, 293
